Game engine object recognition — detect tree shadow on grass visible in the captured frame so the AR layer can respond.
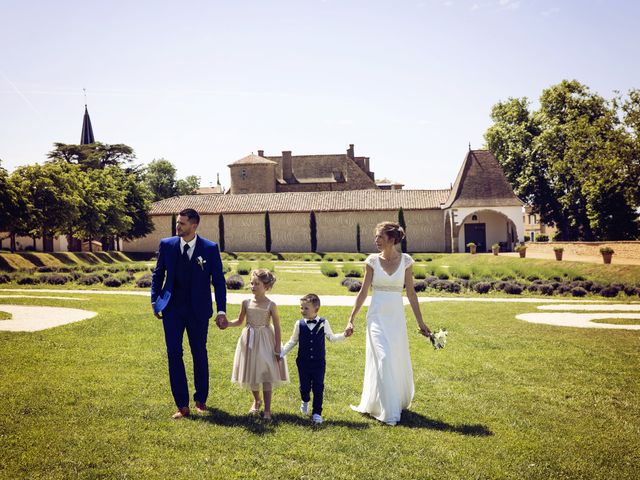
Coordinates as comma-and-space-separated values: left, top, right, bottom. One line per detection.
17, 252, 45, 267
73, 253, 101, 265
192, 407, 370, 435
399, 410, 493, 436
49, 253, 78, 265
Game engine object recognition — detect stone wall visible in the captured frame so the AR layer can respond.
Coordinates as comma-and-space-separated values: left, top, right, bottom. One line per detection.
122, 216, 172, 252
123, 209, 449, 253
525, 241, 640, 263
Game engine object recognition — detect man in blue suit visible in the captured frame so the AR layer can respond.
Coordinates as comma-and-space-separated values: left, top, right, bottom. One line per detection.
151, 208, 227, 418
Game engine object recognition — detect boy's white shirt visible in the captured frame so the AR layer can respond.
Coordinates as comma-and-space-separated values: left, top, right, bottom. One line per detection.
280, 316, 345, 357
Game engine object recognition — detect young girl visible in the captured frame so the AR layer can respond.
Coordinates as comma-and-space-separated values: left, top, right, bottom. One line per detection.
229, 269, 289, 420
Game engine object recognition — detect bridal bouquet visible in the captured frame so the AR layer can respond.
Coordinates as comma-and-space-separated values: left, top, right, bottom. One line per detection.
419, 328, 447, 349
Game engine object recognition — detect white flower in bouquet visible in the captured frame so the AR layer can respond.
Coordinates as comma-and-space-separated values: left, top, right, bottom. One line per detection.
429, 328, 448, 350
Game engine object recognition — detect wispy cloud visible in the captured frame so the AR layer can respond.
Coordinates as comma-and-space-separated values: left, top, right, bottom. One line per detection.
0, 71, 43, 118
541, 6, 560, 16
498, 0, 521, 10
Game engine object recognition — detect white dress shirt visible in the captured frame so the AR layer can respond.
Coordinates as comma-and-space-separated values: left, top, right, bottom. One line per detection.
281, 316, 345, 357
179, 234, 198, 260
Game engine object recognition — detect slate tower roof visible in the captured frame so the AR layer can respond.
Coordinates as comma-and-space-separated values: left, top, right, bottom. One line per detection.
441, 150, 523, 208
80, 105, 95, 144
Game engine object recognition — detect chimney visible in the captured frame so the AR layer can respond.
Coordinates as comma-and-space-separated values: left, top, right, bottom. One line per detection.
282, 150, 293, 182
347, 144, 354, 159
257, 150, 264, 157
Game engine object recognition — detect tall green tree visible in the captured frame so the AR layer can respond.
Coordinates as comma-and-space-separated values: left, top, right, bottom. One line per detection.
398, 207, 407, 252
9, 163, 82, 250
144, 159, 202, 200
144, 159, 178, 201
72, 166, 133, 251
218, 215, 225, 252
176, 175, 201, 196
485, 80, 640, 240
2, 161, 31, 251
47, 142, 135, 170
0, 161, 13, 234
309, 212, 317, 252
265, 212, 272, 252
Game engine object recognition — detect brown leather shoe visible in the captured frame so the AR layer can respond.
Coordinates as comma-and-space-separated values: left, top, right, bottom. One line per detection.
172, 407, 190, 419
195, 402, 207, 413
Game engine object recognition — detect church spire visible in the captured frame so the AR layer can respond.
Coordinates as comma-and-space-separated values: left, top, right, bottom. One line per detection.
80, 89, 95, 144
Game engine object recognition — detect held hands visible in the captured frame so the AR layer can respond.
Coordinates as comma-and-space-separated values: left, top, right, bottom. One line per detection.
215, 313, 228, 330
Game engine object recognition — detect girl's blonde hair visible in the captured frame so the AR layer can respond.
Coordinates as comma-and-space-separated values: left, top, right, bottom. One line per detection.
250, 268, 276, 289
375, 221, 405, 245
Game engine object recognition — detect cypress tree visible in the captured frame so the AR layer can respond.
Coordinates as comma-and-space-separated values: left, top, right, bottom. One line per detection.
218, 214, 225, 252
398, 208, 407, 253
265, 211, 272, 252
310, 211, 317, 252
356, 223, 361, 253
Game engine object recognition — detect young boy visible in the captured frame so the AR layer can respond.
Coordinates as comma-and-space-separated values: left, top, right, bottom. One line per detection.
281, 294, 346, 424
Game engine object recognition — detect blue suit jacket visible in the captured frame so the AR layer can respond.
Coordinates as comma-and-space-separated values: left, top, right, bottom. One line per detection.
150, 235, 227, 319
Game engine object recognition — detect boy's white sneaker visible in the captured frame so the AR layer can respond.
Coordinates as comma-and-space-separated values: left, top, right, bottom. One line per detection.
300, 401, 309, 415
312, 414, 323, 424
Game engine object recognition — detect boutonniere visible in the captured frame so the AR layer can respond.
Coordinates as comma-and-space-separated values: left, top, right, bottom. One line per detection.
196, 256, 207, 271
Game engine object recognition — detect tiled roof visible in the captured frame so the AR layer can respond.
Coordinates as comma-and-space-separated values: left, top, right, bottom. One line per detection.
228, 154, 278, 166
150, 189, 452, 215
442, 150, 524, 208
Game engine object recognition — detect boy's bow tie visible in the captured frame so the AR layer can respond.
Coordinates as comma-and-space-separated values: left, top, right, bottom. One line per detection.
306, 319, 318, 324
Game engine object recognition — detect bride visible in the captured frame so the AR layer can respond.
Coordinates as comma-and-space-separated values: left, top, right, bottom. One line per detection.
345, 221, 431, 425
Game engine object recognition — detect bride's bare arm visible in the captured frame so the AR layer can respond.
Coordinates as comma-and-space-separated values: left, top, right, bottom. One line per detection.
345, 265, 373, 336
404, 267, 431, 337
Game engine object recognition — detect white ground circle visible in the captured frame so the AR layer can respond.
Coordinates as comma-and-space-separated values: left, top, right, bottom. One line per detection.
516, 312, 640, 330
0, 305, 97, 332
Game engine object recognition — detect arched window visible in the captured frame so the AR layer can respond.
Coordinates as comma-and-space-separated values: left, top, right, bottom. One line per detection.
471, 214, 478, 221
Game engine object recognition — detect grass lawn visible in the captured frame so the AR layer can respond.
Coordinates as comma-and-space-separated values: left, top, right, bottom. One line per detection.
0, 290, 639, 479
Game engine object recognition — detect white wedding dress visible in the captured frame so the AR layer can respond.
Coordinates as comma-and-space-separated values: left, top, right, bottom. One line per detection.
351, 253, 415, 425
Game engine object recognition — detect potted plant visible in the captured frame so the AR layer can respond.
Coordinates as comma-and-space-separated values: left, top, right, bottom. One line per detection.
466, 242, 477, 254
599, 246, 614, 264
553, 246, 564, 261
491, 243, 500, 255
514, 244, 527, 258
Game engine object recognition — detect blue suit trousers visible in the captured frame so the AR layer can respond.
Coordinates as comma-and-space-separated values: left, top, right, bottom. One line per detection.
162, 303, 209, 408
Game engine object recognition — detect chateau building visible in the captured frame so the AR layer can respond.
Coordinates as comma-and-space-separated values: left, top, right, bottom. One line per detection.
124, 148, 525, 253
228, 144, 377, 194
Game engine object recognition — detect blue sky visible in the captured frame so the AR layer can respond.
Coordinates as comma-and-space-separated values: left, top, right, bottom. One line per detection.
1, 0, 638, 189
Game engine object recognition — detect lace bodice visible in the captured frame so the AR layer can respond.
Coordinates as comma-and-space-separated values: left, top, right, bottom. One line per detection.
245, 300, 272, 327
365, 253, 414, 292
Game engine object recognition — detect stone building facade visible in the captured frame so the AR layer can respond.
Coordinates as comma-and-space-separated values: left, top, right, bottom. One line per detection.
228, 144, 378, 194
123, 149, 526, 253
